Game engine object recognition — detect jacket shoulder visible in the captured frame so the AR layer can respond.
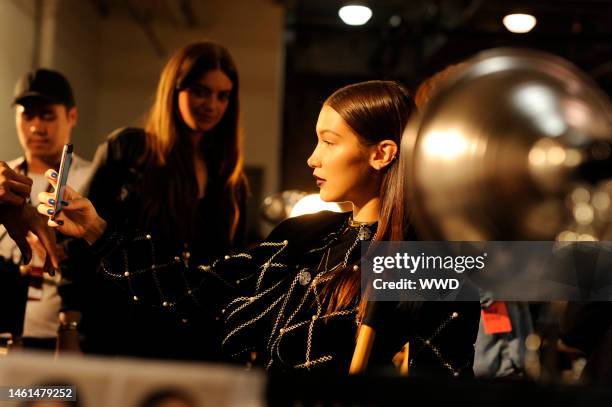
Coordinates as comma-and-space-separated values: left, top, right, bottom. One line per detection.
104, 127, 147, 164
267, 210, 349, 243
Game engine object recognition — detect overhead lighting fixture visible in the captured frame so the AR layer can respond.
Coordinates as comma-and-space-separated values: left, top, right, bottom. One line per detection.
503, 13, 537, 34
338, 5, 372, 26
389, 15, 402, 27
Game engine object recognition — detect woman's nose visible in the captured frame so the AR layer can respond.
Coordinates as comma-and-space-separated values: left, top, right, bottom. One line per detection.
307, 150, 320, 168
201, 95, 214, 109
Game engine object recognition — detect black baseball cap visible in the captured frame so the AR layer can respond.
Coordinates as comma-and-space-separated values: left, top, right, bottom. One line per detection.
13, 68, 75, 108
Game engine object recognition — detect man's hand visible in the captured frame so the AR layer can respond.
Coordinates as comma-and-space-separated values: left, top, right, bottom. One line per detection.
0, 161, 32, 205
0, 204, 59, 273
19, 233, 68, 276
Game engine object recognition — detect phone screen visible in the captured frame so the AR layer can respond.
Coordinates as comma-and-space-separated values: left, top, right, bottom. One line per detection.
51, 143, 73, 221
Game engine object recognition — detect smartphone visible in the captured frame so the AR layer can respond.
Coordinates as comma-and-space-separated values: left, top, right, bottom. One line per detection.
51, 143, 73, 221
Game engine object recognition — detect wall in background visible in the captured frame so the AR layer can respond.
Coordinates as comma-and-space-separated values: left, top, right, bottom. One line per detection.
52, 0, 101, 160
0, 0, 284, 208
0, 0, 36, 159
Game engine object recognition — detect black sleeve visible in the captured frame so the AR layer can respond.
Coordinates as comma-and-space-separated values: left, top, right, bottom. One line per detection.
82, 218, 292, 319
75, 210, 332, 320
560, 301, 612, 354
0, 257, 28, 336
60, 128, 146, 311
231, 175, 248, 249
87, 127, 146, 220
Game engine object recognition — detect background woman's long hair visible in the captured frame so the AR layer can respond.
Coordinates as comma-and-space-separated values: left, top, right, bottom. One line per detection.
316, 80, 414, 317
139, 40, 246, 245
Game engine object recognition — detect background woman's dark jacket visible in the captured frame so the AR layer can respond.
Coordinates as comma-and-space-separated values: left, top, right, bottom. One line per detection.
63, 127, 246, 361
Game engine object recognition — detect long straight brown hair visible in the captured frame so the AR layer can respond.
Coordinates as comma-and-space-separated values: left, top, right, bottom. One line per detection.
139, 40, 246, 244
316, 80, 415, 316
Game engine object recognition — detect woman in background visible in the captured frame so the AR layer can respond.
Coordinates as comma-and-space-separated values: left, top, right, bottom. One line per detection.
62, 40, 248, 361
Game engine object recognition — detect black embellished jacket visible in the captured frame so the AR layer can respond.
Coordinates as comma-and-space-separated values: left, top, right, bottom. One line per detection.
88, 208, 480, 375
64, 128, 246, 361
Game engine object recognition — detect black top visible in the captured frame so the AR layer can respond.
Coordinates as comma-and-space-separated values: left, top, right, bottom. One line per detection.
63, 127, 246, 361
87, 209, 480, 375
561, 302, 612, 384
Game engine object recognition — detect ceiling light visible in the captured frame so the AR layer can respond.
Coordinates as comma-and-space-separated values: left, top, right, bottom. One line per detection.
503, 13, 537, 34
389, 15, 402, 27
338, 5, 372, 26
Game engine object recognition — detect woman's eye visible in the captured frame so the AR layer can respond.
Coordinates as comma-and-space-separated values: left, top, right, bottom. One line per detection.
190, 86, 210, 98
323, 140, 333, 145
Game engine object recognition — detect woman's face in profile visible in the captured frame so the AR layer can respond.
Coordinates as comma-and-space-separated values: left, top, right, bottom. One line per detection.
177, 69, 233, 134
307, 104, 378, 204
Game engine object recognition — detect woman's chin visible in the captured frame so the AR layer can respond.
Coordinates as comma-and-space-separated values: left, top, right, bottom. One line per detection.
318, 191, 331, 202
319, 192, 340, 203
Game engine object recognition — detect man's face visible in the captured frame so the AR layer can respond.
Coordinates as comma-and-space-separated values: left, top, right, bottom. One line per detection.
15, 100, 77, 162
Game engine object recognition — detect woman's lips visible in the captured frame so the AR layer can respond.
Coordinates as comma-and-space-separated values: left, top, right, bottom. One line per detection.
314, 176, 326, 187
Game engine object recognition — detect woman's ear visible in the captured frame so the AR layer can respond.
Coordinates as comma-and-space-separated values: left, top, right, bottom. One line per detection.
369, 140, 398, 170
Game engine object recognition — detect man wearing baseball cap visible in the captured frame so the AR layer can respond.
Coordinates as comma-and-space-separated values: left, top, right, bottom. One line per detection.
0, 68, 92, 352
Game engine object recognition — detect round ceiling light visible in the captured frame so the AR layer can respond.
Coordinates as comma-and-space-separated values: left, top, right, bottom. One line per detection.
338, 5, 373, 26
503, 13, 537, 33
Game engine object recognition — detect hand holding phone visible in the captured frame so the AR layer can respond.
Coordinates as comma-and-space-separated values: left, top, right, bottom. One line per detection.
37, 149, 108, 245
51, 143, 73, 221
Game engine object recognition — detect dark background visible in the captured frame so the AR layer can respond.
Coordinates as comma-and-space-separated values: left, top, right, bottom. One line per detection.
279, 0, 612, 192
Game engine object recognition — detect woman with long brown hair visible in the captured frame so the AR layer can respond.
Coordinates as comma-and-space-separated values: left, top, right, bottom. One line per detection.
60, 40, 248, 361
42, 80, 478, 374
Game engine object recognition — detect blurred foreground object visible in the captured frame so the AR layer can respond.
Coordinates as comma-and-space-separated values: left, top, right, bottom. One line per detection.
405, 48, 612, 241
403, 47, 612, 385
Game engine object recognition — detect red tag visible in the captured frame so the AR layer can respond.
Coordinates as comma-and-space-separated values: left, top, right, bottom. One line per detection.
481, 301, 512, 334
